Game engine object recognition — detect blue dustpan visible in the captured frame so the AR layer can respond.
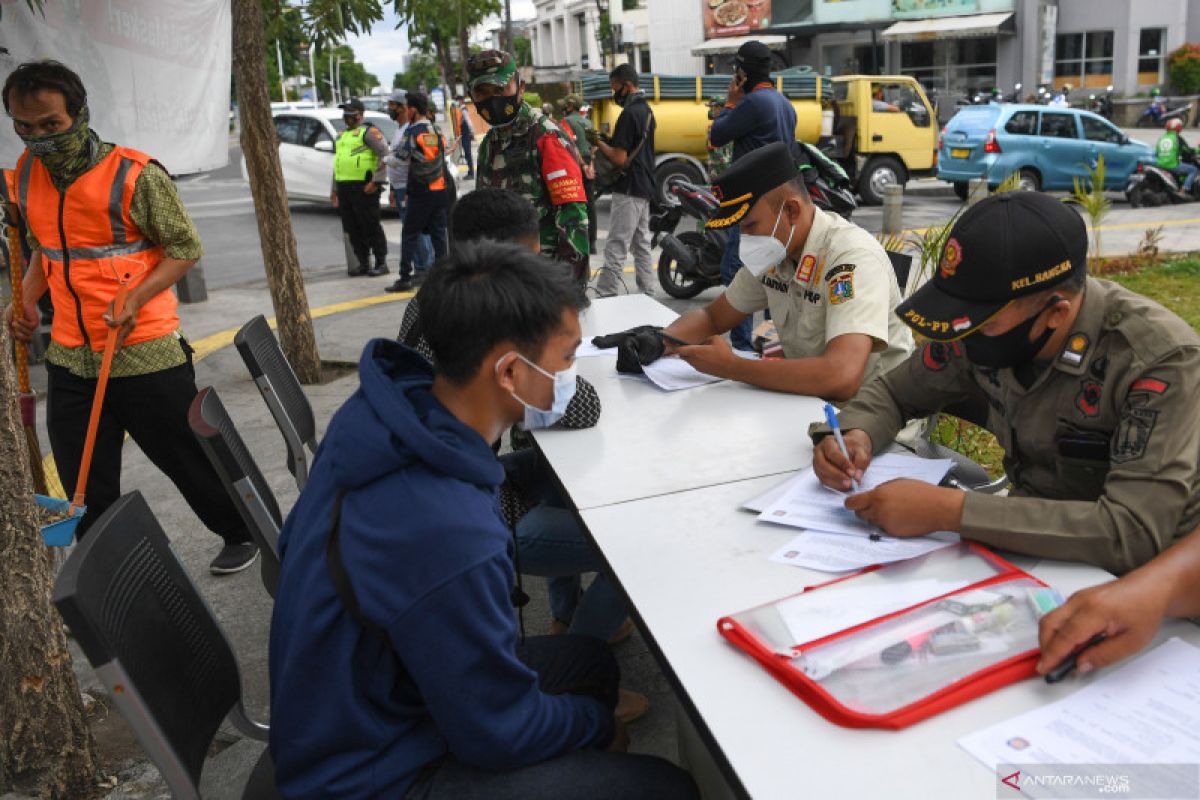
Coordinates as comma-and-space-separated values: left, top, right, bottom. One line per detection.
35, 494, 84, 547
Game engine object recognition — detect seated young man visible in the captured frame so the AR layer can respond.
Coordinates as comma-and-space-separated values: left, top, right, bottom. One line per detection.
1038, 524, 1200, 678
269, 242, 697, 799
600, 142, 913, 400
813, 192, 1200, 575
399, 187, 643, 720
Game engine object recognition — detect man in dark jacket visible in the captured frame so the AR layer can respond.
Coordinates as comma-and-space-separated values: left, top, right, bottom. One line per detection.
709, 40, 797, 351
269, 242, 697, 800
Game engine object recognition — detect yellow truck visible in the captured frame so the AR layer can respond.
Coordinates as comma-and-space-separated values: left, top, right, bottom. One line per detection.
584, 73, 937, 205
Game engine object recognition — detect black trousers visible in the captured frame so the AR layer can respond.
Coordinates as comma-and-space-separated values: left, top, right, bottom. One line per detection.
336, 181, 388, 269
46, 347, 251, 545
400, 188, 449, 278
460, 135, 475, 175
583, 176, 598, 251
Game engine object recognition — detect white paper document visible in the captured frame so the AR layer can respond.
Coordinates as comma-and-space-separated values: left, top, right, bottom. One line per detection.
575, 340, 617, 359
741, 472, 804, 513
640, 355, 724, 391
769, 529, 958, 573
758, 453, 954, 537
959, 638, 1200, 798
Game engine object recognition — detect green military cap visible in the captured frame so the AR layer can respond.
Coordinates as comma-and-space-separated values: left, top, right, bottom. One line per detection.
566, 93, 583, 108
706, 141, 798, 229
554, 98, 567, 113
467, 49, 518, 91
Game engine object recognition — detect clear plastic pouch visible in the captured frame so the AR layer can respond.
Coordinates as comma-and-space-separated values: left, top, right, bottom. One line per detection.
718, 544, 1045, 729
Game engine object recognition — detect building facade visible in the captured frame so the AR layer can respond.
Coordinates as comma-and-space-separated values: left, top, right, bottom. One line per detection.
528, 0, 654, 84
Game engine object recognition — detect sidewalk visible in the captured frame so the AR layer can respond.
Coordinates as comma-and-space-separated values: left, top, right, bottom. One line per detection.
25, 265, 682, 799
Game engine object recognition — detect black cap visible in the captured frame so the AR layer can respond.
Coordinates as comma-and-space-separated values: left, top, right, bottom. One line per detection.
339, 98, 365, 113
895, 192, 1087, 341
706, 142, 798, 229
736, 40, 773, 70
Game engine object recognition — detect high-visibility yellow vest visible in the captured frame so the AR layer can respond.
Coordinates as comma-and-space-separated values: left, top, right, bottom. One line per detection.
334, 125, 379, 182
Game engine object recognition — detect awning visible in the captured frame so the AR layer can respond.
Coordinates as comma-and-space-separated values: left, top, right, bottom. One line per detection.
691, 34, 787, 56
881, 12, 1013, 42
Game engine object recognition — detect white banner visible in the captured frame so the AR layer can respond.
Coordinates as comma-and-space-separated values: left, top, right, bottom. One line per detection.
0, 0, 231, 175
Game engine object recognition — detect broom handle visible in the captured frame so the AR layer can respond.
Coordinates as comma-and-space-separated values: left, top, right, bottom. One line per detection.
4, 202, 31, 394
70, 283, 128, 513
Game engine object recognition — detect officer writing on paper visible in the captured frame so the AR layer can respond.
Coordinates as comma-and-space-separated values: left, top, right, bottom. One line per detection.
812, 192, 1200, 575
599, 142, 912, 399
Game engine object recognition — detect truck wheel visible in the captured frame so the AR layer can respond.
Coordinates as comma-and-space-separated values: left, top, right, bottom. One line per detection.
858, 156, 906, 206
953, 182, 969, 201
654, 160, 706, 206
658, 231, 710, 299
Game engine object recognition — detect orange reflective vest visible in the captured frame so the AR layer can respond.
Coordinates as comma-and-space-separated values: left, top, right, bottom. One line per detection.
412, 127, 447, 191
15, 146, 176, 351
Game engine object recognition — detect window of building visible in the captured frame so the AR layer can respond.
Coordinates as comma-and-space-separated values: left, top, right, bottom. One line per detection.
1054, 31, 1113, 88
639, 46, 651, 73
577, 15, 589, 69
1039, 112, 1078, 139
900, 38, 995, 121
1004, 110, 1038, 136
1081, 115, 1123, 144
1139, 28, 1166, 86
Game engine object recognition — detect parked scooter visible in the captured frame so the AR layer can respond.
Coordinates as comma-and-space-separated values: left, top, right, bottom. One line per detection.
1137, 96, 1191, 128
1126, 151, 1200, 207
1089, 85, 1114, 120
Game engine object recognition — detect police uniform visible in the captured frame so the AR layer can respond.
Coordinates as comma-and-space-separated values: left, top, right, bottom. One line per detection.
709, 142, 913, 383
823, 192, 1200, 574
468, 51, 590, 283
332, 99, 389, 276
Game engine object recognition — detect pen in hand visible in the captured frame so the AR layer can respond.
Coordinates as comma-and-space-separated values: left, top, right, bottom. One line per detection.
824, 403, 861, 493
1044, 632, 1108, 684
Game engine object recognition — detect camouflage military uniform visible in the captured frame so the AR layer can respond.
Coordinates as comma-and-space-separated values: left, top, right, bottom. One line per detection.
476, 102, 591, 282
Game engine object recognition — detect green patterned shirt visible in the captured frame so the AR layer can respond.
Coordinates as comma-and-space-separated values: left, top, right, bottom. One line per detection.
31, 142, 203, 378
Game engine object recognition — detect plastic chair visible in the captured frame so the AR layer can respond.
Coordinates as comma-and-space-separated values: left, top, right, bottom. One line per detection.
52, 492, 279, 800
234, 315, 318, 491
188, 386, 282, 596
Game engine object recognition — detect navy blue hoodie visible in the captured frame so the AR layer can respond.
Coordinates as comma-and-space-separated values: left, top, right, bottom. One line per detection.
709, 86, 798, 163
269, 339, 612, 798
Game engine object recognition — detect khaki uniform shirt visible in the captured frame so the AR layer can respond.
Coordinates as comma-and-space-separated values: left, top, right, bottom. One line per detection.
827, 278, 1200, 574
725, 207, 914, 384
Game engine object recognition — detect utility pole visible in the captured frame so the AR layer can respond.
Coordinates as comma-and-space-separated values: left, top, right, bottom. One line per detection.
276, 38, 287, 101
328, 52, 336, 104
505, 0, 513, 53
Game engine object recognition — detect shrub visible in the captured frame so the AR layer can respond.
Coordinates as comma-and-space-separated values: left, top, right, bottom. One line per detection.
1168, 43, 1200, 95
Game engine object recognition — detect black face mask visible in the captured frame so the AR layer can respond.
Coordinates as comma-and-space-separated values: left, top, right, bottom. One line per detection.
612, 87, 629, 107
963, 297, 1060, 370
477, 93, 520, 127
343, 114, 360, 128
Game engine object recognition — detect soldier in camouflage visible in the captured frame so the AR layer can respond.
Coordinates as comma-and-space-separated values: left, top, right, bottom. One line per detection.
468, 50, 591, 283
706, 97, 733, 181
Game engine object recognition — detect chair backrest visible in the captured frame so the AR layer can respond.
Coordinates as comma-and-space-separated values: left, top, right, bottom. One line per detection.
187, 386, 282, 595
234, 315, 318, 491
52, 492, 243, 800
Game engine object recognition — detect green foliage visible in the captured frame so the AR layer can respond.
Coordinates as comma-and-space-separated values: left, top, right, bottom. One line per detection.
513, 36, 533, 67
394, 53, 441, 92
1168, 43, 1200, 95
261, 1, 382, 102
993, 171, 1022, 194
1063, 154, 1111, 261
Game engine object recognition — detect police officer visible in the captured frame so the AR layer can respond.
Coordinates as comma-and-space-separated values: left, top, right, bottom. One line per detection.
813, 191, 1200, 575
604, 142, 912, 397
330, 97, 389, 277
467, 50, 590, 283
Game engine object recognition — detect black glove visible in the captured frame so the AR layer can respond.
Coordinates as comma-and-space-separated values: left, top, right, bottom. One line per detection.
592, 325, 665, 374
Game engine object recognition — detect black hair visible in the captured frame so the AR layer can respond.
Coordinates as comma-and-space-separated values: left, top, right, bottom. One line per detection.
609, 64, 639, 87
451, 188, 539, 244
419, 241, 588, 384
406, 91, 430, 115
786, 174, 812, 201
3, 60, 87, 117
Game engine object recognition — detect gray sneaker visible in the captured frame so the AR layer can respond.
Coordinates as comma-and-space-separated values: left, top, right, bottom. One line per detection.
209, 542, 260, 575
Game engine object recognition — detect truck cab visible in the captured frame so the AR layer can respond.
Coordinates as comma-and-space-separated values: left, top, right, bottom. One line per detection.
827, 75, 938, 205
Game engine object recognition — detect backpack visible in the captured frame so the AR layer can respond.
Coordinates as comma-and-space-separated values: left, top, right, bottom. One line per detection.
408, 123, 447, 188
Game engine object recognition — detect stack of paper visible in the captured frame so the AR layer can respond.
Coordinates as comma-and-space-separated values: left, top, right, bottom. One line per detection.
757, 453, 959, 572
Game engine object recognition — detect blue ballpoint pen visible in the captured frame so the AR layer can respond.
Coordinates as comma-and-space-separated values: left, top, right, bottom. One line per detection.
824, 403, 862, 493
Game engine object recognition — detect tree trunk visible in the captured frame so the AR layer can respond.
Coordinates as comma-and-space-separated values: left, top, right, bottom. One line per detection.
232, 0, 323, 384
431, 30, 455, 107
458, 27, 471, 98
0, 323, 98, 797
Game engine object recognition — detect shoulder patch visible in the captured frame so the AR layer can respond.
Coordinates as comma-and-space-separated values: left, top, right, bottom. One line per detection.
829, 272, 854, 305
824, 263, 856, 282
922, 341, 961, 372
1112, 396, 1158, 464
1076, 379, 1102, 418
1130, 377, 1169, 395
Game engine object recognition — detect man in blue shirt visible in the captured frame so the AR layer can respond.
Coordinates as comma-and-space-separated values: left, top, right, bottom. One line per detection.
709, 40, 797, 351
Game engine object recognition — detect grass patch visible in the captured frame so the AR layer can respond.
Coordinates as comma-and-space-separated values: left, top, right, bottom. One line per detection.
928, 253, 1200, 478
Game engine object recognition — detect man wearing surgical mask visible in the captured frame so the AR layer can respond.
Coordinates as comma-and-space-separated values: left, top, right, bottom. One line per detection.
650, 142, 912, 399
810, 191, 1200, 575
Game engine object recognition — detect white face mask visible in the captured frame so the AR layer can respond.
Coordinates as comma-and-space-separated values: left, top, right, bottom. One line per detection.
496, 352, 578, 430
738, 202, 795, 277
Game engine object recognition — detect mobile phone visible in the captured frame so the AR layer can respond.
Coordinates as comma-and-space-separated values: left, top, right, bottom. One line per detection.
659, 331, 689, 346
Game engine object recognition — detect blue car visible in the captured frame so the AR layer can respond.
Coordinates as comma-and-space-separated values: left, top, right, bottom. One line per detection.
937, 104, 1154, 198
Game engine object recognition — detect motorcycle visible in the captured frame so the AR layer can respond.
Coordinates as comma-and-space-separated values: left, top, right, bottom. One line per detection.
655, 143, 859, 299
1089, 85, 1114, 120
1125, 151, 1200, 207
1137, 98, 1191, 128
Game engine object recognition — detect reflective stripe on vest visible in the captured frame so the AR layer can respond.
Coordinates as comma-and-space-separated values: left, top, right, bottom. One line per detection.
334, 125, 379, 181
17, 146, 175, 351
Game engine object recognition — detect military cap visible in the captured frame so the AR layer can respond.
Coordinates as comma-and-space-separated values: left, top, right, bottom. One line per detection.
895, 192, 1088, 341
467, 50, 517, 92
706, 141, 798, 229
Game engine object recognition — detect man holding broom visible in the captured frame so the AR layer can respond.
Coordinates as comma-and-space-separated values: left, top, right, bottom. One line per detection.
1, 60, 256, 574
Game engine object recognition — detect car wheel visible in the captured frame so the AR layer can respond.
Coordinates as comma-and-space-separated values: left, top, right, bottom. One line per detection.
953, 181, 969, 201
654, 159, 706, 206
1127, 184, 1143, 208
857, 156, 906, 206
1017, 168, 1041, 193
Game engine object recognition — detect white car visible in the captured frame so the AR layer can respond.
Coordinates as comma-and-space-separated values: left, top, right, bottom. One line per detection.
242, 107, 398, 204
